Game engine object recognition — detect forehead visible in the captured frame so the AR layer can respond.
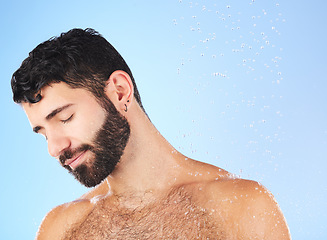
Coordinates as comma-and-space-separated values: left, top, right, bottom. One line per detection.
22, 82, 97, 122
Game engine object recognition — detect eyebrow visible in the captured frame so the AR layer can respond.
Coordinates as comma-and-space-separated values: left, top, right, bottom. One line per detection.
33, 104, 73, 133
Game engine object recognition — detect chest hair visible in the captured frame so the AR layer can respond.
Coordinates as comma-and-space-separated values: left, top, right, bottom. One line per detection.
65, 187, 225, 239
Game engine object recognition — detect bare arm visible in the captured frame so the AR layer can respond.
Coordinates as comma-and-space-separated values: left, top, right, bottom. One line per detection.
236, 181, 291, 239
207, 179, 291, 239
35, 205, 67, 240
35, 200, 93, 240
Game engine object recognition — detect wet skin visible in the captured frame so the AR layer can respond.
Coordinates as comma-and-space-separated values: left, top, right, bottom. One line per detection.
23, 77, 291, 239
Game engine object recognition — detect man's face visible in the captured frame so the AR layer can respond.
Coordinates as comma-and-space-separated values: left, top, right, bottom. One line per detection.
23, 82, 130, 187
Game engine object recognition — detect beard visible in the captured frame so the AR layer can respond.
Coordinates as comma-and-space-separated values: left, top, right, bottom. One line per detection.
59, 97, 130, 187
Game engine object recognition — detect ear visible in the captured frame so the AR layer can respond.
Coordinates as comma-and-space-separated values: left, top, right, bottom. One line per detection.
105, 70, 133, 112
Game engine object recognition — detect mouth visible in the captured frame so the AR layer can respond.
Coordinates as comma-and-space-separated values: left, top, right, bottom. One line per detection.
65, 150, 87, 170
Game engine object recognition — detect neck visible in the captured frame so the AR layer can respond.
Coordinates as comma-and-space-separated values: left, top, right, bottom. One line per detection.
106, 104, 185, 197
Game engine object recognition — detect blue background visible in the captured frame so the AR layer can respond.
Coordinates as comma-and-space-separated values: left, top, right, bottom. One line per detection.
1, 0, 326, 239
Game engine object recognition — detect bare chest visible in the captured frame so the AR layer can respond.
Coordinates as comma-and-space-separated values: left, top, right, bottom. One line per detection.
65, 190, 225, 239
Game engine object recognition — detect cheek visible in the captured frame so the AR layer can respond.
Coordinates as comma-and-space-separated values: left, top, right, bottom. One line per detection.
69, 119, 101, 144
79, 110, 106, 142
86, 121, 102, 140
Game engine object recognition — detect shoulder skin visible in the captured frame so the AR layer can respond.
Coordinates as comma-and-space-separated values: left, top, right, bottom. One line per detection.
35, 199, 94, 240
198, 178, 291, 239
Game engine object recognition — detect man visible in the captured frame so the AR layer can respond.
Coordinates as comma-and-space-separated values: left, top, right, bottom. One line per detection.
12, 28, 290, 239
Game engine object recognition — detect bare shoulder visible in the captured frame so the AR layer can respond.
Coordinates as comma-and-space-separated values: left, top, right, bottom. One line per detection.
35, 180, 110, 239
193, 178, 291, 239
35, 199, 94, 240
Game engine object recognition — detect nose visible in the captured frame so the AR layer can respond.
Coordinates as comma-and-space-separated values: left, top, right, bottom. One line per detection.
47, 131, 71, 158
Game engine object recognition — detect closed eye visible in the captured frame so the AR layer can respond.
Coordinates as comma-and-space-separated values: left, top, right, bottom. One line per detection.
61, 114, 74, 124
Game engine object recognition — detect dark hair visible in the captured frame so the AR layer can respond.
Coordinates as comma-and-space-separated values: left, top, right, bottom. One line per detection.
11, 28, 144, 110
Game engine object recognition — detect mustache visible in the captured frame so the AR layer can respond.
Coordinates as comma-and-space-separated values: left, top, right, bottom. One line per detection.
59, 144, 94, 165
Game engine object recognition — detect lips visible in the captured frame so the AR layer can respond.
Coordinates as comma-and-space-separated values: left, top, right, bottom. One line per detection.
65, 150, 87, 169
